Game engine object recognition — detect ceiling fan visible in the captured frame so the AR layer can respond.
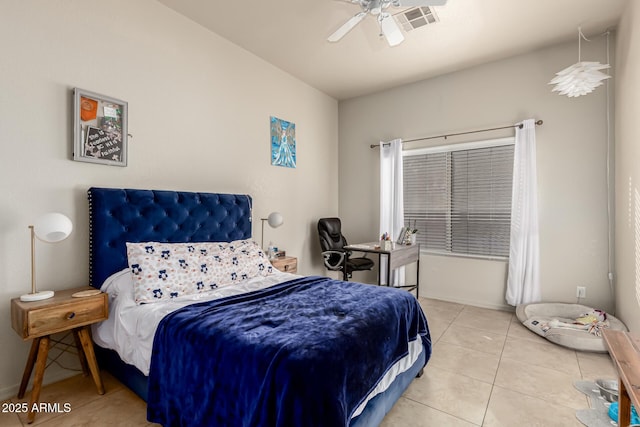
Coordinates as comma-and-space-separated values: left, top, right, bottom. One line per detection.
328, 0, 447, 47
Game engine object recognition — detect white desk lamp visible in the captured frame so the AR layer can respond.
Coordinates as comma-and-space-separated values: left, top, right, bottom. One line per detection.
260, 212, 283, 249
21, 212, 73, 302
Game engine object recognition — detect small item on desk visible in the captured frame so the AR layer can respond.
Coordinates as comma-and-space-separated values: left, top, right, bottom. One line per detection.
274, 250, 286, 258
409, 233, 417, 245
400, 220, 419, 245
380, 233, 393, 251
267, 242, 278, 260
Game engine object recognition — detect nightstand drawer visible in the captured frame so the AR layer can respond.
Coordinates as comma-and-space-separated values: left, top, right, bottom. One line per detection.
271, 256, 297, 273
12, 291, 108, 339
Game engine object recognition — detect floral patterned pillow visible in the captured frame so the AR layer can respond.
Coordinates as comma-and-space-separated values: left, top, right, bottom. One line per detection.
126, 240, 273, 304
222, 239, 274, 283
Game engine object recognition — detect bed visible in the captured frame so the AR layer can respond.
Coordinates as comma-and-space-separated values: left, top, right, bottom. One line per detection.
87, 187, 431, 426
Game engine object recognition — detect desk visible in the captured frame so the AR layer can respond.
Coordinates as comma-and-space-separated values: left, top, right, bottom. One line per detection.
602, 329, 640, 427
344, 242, 420, 297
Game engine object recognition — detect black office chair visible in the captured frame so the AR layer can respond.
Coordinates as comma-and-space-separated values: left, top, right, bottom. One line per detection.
317, 217, 374, 281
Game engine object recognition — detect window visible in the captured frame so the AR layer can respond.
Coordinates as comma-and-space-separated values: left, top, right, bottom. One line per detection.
403, 138, 514, 258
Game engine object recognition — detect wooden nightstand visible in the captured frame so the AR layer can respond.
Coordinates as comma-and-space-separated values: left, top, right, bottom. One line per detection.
271, 256, 298, 273
11, 286, 108, 423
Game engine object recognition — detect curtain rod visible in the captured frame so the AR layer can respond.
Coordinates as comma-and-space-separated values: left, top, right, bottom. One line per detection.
370, 119, 543, 149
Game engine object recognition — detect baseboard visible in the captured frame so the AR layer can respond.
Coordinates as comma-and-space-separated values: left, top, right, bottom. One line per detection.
421, 292, 514, 312
0, 369, 80, 402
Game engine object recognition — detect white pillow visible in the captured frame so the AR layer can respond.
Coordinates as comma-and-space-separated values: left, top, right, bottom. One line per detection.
100, 268, 134, 300
126, 240, 273, 304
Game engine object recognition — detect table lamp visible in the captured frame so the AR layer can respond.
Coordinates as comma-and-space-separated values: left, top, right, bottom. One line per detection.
260, 211, 283, 249
21, 212, 73, 302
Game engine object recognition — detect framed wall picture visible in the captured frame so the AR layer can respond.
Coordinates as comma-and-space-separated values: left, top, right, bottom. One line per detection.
73, 88, 128, 166
270, 116, 296, 168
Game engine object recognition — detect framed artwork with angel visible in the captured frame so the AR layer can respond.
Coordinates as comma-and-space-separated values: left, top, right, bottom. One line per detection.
270, 116, 296, 168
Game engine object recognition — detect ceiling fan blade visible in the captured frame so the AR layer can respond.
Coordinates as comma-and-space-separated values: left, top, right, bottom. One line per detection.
328, 12, 367, 42
394, 0, 447, 6
380, 14, 404, 46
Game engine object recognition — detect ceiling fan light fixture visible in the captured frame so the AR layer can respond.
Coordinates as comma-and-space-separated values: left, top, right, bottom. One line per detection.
327, 0, 446, 47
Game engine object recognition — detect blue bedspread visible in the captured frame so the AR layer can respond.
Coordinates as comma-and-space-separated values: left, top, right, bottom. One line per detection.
147, 276, 431, 427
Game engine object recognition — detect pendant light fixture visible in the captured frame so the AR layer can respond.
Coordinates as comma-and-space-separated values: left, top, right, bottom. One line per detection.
549, 27, 611, 98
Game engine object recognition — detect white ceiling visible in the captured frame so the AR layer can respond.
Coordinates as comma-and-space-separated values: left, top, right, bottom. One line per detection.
156, 0, 628, 100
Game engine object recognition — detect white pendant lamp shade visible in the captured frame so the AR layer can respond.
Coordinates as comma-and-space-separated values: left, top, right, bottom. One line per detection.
34, 212, 73, 242
550, 61, 611, 98
549, 27, 611, 98
21, 212, 73, 302
267, 212, 284, 228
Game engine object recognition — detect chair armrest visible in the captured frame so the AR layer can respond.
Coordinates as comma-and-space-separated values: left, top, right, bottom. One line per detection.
321, 250, 346, 270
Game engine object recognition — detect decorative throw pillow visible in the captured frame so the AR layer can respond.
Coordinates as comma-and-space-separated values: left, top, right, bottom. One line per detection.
126, 240, 273, 304
222, 239, 274, 284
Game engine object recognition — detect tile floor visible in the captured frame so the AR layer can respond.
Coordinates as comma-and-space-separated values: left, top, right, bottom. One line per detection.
1, 297, 617, 426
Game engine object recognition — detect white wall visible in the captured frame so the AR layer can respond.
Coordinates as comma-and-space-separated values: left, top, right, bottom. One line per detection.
614, 0, 640, 332
0, 0, 338, 398
339, 37, 614, 311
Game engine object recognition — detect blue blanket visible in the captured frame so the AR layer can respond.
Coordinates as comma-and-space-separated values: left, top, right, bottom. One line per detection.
147, 276, 431, 426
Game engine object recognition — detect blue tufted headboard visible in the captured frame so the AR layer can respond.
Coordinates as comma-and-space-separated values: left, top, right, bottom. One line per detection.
88, 187, 253, 289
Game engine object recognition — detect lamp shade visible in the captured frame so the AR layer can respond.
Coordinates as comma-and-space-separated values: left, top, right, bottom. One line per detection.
260, 211, 284, 249
267, 212, 284, 228
33, 212, 73, 243
549, 61, 611, 98
21, 213, 73, 302
549, 27, 611, 98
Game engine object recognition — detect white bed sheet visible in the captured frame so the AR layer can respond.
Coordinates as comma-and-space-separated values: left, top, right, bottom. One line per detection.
92, 269, 424, 417
93, 268, 301, 375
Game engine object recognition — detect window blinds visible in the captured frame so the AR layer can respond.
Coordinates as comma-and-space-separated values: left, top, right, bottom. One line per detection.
404, 152, 450, 252
403, 142, 514, 258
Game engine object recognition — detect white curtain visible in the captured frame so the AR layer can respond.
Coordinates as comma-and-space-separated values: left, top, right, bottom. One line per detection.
380, 139, 405, 286
506, 119, 541, 306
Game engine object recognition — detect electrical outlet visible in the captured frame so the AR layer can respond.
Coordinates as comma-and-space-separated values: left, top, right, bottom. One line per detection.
576, 286, 586, 299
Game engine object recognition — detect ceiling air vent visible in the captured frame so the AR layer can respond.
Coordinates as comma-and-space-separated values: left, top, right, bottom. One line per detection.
394, 6, 439, 32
